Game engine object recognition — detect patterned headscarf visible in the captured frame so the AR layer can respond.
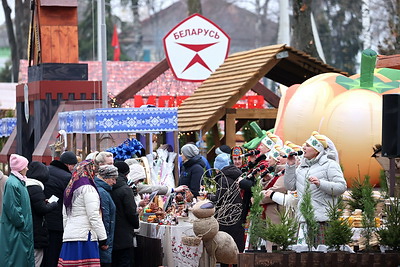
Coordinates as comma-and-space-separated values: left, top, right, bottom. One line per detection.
64, 160, 98, 212
230, 146, 247, 167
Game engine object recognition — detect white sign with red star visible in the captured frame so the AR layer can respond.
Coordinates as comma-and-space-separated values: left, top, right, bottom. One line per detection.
163, 13, 231, 82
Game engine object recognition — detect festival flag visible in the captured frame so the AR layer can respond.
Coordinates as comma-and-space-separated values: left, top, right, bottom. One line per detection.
111, 25, 120, 61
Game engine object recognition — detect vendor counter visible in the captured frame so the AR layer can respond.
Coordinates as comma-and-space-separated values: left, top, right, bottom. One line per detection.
138, 220, 211, 267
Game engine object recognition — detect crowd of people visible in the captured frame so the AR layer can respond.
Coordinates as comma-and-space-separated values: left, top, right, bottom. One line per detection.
0, 129, 347, 266
178, 130, 347, 258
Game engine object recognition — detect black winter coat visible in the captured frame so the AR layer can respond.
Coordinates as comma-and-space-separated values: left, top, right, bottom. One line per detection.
211, 164, 245, 252
239, 174, 256, 223
44, 160, 72, 231
179, 155, 205, 197
111, 173, 139, 250
26, 162, 58, 248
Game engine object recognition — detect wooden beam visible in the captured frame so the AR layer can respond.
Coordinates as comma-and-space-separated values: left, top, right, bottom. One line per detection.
235, 108, 278, 119
251, 82, 280, 108
225, 113, 236, 148
377, 55, 400, 70
114, 59, 169, 105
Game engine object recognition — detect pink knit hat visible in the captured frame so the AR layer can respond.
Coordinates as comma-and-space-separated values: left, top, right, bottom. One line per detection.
10, 154, 29, 172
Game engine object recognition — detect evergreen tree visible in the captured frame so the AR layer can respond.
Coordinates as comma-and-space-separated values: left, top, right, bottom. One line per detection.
361, 180, 377, 251
299, 181, 319, 251
261, 206, 298, 251
247, 178, 264, 249
377, 198, 400, 251
324, 195, 353, 251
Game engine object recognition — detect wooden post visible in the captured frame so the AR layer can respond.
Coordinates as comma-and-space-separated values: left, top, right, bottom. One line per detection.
145, 133, 151, 155
225, 109, 236, 148
86, 134, 91, 155
72, 133, 77, 155
173, 131, 179, 186
82, 134, 87, 160
96, 134, 101, 152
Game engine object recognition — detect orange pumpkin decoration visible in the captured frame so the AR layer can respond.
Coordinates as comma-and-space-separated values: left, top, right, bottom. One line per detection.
275, 49, 400, 186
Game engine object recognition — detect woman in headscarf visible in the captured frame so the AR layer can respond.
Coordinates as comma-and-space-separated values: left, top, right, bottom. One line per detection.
58, 160, 107, 266
230, 146, 247, 172
95, 165, 118, 267
0, 154, 34, 267
284, 131, 347, 245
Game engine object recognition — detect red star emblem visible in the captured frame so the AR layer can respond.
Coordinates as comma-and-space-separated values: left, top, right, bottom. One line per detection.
176, 42, 218, 73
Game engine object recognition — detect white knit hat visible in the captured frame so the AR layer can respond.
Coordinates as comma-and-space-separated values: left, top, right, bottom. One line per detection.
127, 164, 146, 184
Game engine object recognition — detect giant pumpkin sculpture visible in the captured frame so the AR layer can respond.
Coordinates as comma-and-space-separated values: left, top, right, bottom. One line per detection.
275, 49, 400, 186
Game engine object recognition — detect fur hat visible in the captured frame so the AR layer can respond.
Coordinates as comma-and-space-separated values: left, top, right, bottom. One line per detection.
306, 131, 328, 153
60, 151, 78, 165
214, 153, 230, 170
10, 154, 29, 172
127, 164, 146, 184
181, 144, 199, 159
114, 161, 130, 176
98, 165, 119, 179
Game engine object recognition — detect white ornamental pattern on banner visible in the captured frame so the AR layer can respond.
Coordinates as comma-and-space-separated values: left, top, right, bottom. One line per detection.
58, 107, 178, 133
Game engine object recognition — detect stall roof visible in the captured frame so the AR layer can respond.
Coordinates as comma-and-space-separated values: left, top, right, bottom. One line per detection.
178, 44, 347, 133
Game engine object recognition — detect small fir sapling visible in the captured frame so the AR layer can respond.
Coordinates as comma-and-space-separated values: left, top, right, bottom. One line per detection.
360, 178, 377, 251
247, 178, 264, 249
299, 181, 319, 251
261, 205, 298, 251
377, 197, 400, 251
324, 195, 353, 251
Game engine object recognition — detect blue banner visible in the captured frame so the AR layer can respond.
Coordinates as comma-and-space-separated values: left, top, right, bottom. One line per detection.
59, 107, 178, 133
0, 118, 17, 138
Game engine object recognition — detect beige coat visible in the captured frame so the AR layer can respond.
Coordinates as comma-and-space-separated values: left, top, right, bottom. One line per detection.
260, 174, 287, 224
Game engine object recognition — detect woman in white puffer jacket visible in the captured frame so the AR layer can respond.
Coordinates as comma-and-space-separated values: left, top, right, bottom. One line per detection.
284, 131, 347, 244
58, 160, 107, 267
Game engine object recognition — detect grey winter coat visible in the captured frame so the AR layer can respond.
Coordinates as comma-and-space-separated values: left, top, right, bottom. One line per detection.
284, 152, 347, 222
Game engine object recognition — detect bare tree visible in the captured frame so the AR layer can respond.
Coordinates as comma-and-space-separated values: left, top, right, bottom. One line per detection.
254, 0, 270, 47
379, 0, 400, 54
187, 0, 202, 15
131, 0, 143, 60
2, 0, 30, 81
291, 0, 320, 60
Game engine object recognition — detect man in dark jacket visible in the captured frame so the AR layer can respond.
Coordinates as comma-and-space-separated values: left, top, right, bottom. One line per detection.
43, 151, 77, 267
26, 161, 58, 267
179, 144, 206, 197
111, 161, 139, 267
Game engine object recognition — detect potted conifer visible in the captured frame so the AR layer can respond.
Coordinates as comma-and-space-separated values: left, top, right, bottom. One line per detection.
377, 197, 400, 252
324, 196, 353, 251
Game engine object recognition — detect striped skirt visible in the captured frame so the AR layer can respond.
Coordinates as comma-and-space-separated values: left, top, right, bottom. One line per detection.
58, 240, 100, 267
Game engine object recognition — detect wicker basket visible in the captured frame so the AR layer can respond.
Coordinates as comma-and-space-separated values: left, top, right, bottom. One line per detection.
181, 235, 202, 246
